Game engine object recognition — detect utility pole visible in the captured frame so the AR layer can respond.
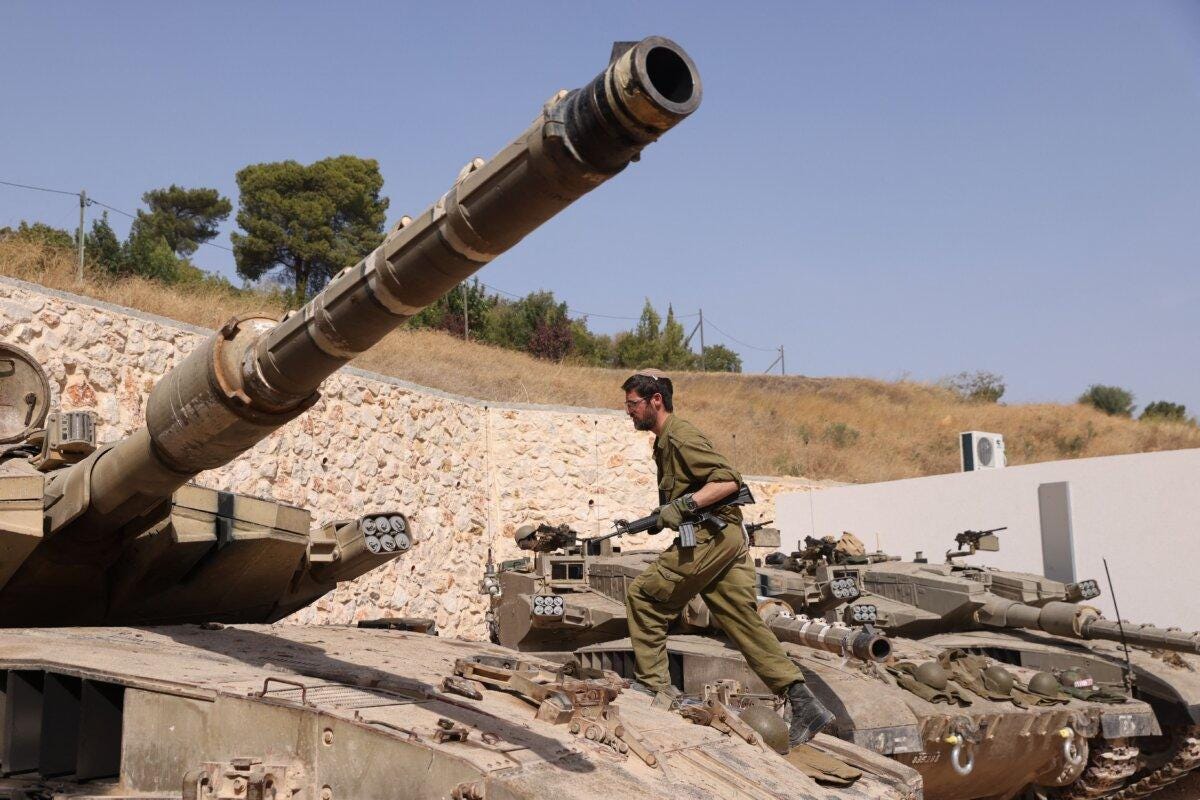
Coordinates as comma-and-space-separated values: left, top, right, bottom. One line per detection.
461, 282, 470, 340
684, 308, 708, 370
765, 345, 787, 376
76, 189, 87, 281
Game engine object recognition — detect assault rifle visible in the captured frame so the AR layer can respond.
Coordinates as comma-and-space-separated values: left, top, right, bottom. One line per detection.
590, 485, 756, 548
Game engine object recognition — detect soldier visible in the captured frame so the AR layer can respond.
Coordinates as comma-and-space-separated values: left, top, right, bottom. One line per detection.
621, 369, 835, 747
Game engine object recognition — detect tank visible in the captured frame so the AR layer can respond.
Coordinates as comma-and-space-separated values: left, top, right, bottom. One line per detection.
484, 522, 1161, 800
0, 38, 930, 800
0, 344, 412, 625
762, 529, 1200, 799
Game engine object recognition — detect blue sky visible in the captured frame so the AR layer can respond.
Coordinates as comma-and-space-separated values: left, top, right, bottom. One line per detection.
3, 2, 1198, 413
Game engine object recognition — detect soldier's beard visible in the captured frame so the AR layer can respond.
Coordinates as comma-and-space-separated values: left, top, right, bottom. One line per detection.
631, 410, 655, 431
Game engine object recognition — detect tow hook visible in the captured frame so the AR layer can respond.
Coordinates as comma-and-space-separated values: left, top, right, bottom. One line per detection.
944, 733, 976, 777
1059, 727, 1086, 767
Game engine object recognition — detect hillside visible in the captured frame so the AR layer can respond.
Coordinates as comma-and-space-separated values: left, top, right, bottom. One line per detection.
3, 236, 1198, 482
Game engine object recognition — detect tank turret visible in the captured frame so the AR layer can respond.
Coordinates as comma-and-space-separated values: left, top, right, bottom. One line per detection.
767, 532, 1200, 656
0, 36, 702, 625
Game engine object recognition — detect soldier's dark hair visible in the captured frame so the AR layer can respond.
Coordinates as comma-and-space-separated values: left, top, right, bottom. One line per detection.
622, 372, 674, 412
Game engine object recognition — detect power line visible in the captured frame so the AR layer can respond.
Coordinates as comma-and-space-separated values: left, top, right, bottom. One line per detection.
2, 178, 234, 253
478, 280, 775, 365
88, 199, 134, 219
702, 315, 778, 353
0, 178, 79, 198
4, 177, 770, 354
87, 198, 235, 253
478, 281, 644, 321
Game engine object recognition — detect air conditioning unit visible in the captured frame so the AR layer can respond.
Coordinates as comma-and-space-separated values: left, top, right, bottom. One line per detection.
960, 431, 1005, 471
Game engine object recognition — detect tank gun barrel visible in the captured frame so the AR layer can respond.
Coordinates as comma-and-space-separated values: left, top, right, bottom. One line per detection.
976, 600, 1200, 655
42, 38, 702, 551
757, 599, 892, 662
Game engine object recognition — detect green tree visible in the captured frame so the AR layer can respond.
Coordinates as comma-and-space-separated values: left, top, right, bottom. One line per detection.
659, 305, 698, 370
569, 321, 615, 366
1078, 384, 1135, 417
85, 212, 124, 275
231, 156, 389, 300
481, 291, 569, 353
136, 185, 232, 256
615, 299, 663, 367
1140, 400, 1189, 423
410, 279, 496, 338
701, 343, 742, 372
123, 227, 180, 282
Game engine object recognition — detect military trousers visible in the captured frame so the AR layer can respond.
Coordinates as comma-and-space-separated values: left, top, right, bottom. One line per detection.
625, 520, 804, 695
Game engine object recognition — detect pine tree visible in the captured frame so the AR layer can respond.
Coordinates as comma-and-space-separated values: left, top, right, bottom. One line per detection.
232, 156, 389, 301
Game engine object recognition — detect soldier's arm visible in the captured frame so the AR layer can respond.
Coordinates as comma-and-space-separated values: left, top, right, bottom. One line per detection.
692, 480, 738, 507
672, 427, 743, 498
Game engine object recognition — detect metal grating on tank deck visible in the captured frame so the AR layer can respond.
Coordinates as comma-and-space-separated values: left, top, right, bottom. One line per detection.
256, 682, 423, 710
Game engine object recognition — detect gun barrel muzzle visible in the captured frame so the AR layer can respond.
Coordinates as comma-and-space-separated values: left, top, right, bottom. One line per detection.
759, 600, 892, 662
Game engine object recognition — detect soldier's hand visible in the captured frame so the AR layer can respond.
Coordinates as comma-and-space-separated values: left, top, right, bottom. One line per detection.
657, 499, 687, 531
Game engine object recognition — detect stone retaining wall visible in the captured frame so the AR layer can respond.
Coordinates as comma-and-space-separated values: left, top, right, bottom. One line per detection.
0, 277, 826, 639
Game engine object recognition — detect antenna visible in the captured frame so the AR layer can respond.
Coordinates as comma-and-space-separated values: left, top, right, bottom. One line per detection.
1103, 558, 1136, 693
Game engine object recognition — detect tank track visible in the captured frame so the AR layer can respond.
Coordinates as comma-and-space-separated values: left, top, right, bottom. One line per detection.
1042, 740, 1140, 800
1103, 724, 1200, 800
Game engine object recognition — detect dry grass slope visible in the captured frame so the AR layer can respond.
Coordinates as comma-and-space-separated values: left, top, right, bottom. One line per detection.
4, 237, 1198, 482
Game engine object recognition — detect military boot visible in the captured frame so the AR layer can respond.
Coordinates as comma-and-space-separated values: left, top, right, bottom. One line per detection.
629, 680, 682, 710
786, 681, 835, 747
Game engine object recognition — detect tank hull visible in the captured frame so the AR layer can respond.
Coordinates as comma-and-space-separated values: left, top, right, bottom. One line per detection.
574, 633, 1159, 800
759, 545, 1200, 797
490, 549, 1159, 800
0, 624, 921, 799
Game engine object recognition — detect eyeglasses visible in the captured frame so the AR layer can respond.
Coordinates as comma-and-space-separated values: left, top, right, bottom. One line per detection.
624, 397, 650, 410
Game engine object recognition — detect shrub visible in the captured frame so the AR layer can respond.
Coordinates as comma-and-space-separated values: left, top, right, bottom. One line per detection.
701, 343, 742, 373
943, 370, 1006, 403
822, 422, 860, 448
1078, 384, 1135, 417
1140, 401, 1189, 423
11, 221, 75, 250
528, 317, 573, 361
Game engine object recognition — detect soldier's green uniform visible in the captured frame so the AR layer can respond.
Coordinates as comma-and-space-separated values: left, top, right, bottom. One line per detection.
626, 415, 804, 694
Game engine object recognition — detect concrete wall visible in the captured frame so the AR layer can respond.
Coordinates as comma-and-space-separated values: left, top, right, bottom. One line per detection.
0, 276, 816, 638
777, 448, 1200, 629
